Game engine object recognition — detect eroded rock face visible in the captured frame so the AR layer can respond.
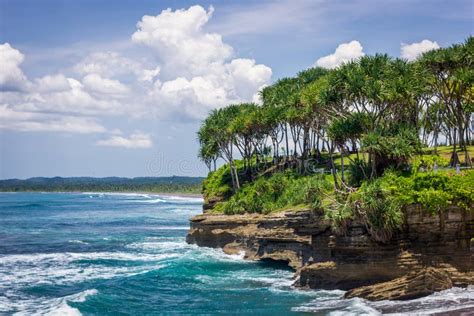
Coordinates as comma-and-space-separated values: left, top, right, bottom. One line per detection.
186, 205, 474, 301
344, 267, 453, 301
186, 210, 325, 269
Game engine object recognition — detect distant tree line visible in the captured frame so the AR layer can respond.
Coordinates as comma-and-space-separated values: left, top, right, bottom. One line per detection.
0, 176, 203, 194
198, 37, 473, 192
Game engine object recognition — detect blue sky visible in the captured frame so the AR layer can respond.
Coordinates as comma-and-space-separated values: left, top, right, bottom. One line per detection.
0, 0, 472, 179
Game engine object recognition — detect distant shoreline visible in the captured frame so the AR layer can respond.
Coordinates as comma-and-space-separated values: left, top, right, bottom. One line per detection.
0, 191, 203, 198
0, 176, 203, 197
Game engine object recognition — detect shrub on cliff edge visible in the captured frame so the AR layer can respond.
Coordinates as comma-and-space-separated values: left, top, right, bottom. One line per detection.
214, 171, 332, 214
326, 169, 473, 242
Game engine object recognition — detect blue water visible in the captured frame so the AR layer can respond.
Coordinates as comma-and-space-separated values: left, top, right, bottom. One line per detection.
1, 193, 473, 315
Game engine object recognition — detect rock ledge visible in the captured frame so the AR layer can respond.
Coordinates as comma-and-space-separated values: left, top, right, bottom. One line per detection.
186, 206, 473, 301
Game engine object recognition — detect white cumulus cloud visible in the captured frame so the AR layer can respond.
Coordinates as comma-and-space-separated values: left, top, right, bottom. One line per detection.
0, 43, 30, 91
132, 5, 233, 77
151, 76, 228, 119
139, 66, 161, 82
0, 5, 273, 141
96, 132, 152, 149
315, 40, 365, 69
28, 78, 122, 115
82, 74, 129, 95
73, 51, 142, 78
133, 5, 272, 120
35, 74, 71, 92
227, 58, 272, 101
400, 39, 440, 61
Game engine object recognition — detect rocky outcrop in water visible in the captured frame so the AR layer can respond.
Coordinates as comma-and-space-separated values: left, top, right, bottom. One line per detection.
186, 205, 474, 301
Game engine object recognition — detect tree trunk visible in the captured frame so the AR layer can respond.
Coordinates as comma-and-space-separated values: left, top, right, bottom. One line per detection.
340, 146, 345, 184
229, 159, 240, 190
327, 140, 339, 189
450, 128, 460, 167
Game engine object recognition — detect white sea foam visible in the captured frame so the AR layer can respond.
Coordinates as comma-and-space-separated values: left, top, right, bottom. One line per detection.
203, 249, 246, 261
2, 289, 98, 316
0, 252, 170, 290
371, 286, 474, 315
293, 296, 381, 315
0, 251, 175, 264
137, 196, 203, 204
191, 247, 247, 262
292, 286, 474, 315
68, 240, 88, 244
127, 240, 188, 251
159, 195, 203, 203
152, 226, 189, 230
81, 192, 203, 204
82, 192, 150, 199
138, 198, 167, 203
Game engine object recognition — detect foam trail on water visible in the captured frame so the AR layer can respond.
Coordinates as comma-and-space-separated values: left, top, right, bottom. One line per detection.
371, 286, 474, 315
292, 286, 474, 315
2, 289, 98, 316
0, 252, 170, 289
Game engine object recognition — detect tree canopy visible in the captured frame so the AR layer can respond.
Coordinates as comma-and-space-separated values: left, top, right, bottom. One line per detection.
198, 37, 473, 192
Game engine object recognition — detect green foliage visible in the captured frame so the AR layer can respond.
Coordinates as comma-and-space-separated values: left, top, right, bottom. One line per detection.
347, 158, 371, 187
361, 127, 421, 175
380, 170, 474, 213
198, 37, 473, 246
201, 164, 234, 202
215, 171, 331, 215
328, 113, 371, 145
324, 194, 354, 234
352, 178, 403, 243
326, 169, 473, 241
417, 189, 450, 214
412, 155, 449, 171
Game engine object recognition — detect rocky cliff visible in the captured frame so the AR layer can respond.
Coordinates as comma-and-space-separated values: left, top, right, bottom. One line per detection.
186, 205, 474, 301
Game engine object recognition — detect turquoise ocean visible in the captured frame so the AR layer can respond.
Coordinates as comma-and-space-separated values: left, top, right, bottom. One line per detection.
0, 192, 473, 315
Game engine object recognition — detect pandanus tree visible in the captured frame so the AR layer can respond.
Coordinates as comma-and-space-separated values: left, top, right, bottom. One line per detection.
197, 138, 219, 172
419, 37, 474, 166
197, 37, 472, 196
327, 113, 371, 183
296, 68, 329, 160
198, 106, 241, 191
270, 77, 300, 158
301, 74, 334, 158
229, 103, 267, 176
260, 91, 287, 163
301, 74, 342, 186
323, 54, 422, 178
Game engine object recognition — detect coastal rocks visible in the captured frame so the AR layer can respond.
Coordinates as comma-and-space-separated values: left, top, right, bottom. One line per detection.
186, 205, 474, 301
344, 267, 453, 301
186, 210, 323, 269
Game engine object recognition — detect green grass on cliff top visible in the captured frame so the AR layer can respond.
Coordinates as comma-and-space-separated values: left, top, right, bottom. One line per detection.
328, 145, 474, 168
